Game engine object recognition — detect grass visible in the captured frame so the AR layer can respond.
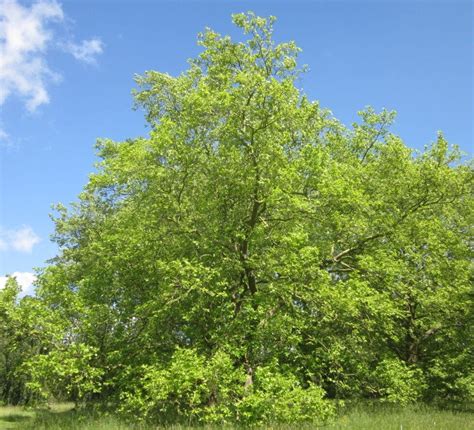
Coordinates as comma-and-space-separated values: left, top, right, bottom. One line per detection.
0, 402, 472, 429
0, 403, 72, 429
322, 402, 474, 429
0, 405, 34, 430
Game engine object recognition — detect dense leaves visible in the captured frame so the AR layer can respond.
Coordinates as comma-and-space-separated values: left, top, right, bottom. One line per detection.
1, 12, 472, 424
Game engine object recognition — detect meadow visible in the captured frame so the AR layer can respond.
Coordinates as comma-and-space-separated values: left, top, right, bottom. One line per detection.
0, 403, 472, 430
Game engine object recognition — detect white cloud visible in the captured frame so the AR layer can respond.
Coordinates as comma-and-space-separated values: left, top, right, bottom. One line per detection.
0, 128, 9, 148
0, 0, 63, 111
64, 38, 103, 64
10, 225, 41, 252
0, 271, 37, 296
0, 0, 104, 111
0, 128, 8, 141
0, 127, 14, 148
0, 225, 40, 253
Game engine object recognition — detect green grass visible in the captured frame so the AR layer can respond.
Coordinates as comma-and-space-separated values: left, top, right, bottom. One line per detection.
0, 405, 34, 430
0, 402, 472, 429
322, 402, 474, 430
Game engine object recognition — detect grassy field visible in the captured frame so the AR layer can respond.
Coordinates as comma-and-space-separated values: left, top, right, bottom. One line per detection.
0, 402, 472, 429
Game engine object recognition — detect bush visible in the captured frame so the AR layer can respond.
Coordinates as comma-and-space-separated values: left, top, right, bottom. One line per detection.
236, 364, 335, 425
369, 358, 426, 404
21, 343, 103, 405
120, 349, 334, 425
120, 348, 244, 424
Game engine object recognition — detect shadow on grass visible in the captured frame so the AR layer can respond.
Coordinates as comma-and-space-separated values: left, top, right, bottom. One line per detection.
23, 407, 113, 430
0, 414, 32, 423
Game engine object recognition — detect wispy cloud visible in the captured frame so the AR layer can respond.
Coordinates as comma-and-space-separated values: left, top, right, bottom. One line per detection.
64, 38, 104, 64
0, 0, 104, 112
0, 127, 10, 147
0, 128, 9, 141
0, 225, 40, 253
0, 271, 37, 296
0, 126, 16, 149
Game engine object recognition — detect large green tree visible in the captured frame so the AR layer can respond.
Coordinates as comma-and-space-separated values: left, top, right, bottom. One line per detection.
25, 12, 473, 424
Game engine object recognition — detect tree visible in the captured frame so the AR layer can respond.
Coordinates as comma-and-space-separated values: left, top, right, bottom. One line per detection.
30, 12, 473, 423
0, 276, 65, 405
0, 277, 23, 404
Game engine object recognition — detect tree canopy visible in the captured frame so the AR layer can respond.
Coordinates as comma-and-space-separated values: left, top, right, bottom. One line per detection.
1, 12, 473, 425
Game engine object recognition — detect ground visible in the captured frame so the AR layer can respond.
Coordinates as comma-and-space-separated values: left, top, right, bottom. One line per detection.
0, 402, 472, 429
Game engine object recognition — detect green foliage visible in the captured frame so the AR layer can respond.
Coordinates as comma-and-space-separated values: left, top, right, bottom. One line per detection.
120, 349, 244, 424
0, 277, 67, 405
368, 358, 426, 404
2, 11, 472, 424
120, 350, 334, 425
237, 365, 335, 425
0, 277, 23, 404
22, 343, 103, 404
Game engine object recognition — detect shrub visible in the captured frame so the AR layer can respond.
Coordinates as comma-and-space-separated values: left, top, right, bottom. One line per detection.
369, 358, 426, 404
120, 349, 334, 425
236, 364, 335, 425
119, 348, 244, 424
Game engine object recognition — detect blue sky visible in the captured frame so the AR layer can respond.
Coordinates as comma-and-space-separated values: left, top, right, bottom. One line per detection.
0, 0, 472, 294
